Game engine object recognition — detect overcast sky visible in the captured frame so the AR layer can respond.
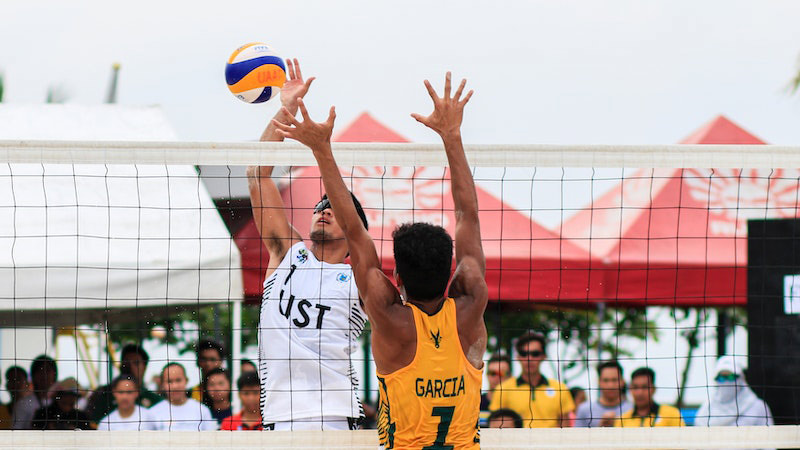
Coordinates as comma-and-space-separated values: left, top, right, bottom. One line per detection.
2, 0, 799, 146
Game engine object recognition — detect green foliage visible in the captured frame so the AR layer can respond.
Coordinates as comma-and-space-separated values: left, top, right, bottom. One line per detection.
0, 73, 4, 102
484, 303, 657, 384
107, 303, 260, 357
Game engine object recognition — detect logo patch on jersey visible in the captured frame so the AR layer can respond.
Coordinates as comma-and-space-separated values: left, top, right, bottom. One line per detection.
546, 388, 556, 397
296, 248, 308, 264
336, 272, 351, 283
430, 329, 442, 348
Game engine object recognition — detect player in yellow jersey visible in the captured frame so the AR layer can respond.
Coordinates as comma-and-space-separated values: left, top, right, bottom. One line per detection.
272, 72, 487, 449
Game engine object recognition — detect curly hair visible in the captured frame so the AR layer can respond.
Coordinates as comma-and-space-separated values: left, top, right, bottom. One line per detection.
392, 222, 453, 301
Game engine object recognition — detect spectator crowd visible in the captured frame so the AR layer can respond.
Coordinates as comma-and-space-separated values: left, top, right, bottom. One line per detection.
0, 333, 773, 431
0, 339, 261, 431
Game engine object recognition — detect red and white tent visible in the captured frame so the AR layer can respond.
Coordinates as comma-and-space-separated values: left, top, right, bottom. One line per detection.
561, 115, 800, 307
236, 113, 799, 308
236, 112, 598, 303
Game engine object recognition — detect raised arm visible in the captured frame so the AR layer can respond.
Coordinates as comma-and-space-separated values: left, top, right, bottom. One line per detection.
411, 73, 487, 309
247, 59, 314, 272
271, 100, 400, 317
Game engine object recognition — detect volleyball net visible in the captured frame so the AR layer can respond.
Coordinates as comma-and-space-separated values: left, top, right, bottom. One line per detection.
0, 140, 798, 448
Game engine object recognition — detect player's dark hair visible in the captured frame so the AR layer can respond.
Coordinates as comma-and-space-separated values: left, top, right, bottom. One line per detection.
111, 373, 139, 391
597, 360, 624, 378
204, 367, 230, 382
30, 355, 57, 380
195, 339, 225, 359
121, 343, 150, 364
237, 371, 260, 390
319, 193, 368, 230
392, 222, 453, 301
161, 362, 187, 379
631, 367, 656, 385
515, 331, 547, 355
488, 408, 523, 428
5, 365, 27, 381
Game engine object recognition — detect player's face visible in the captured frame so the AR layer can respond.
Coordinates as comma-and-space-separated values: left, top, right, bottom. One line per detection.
598, 367, 624, 402
310, 200, 345, 242
112, 380, 139, 411
629, 375, 655, 408
205, 373, 230, 403
239, 387, 260, 414
518, 340, 545, 377
162, 365, 188, 403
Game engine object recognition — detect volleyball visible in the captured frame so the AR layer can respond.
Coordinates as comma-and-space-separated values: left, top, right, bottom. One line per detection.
225, 42, 286, 103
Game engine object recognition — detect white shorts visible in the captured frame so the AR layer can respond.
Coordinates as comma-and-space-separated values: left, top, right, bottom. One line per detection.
263, 416, 359, 431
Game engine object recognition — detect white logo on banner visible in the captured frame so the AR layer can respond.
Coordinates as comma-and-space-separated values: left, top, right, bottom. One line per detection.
349, 167, 451, 230
684, 169, 800, 236
784, 274, 800, 315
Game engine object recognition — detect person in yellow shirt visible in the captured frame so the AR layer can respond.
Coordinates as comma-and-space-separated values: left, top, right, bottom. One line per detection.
272, 72, 486, 449
616, 367, 684, 427
488, 332, 575, 427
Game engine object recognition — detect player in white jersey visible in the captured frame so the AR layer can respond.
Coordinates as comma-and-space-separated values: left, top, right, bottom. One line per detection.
247, 58, 368, 430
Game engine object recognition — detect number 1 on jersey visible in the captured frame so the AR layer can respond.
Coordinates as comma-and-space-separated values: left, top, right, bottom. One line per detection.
423, 406, 455, 450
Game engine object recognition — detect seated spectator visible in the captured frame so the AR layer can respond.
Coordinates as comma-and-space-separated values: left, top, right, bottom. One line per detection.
488, 408, 523, 429
481, 353, 511, 411
489, 331, 575, 427
87, 343, 163, 423
149, 363, 217, 431
204, 368, 232, 424
221, 372, 263, 431
240, 359, 257, 374
189, 339, 225, 402
13, 355, 57, 429
694, 355, 773, 426
5, 366, 31, 415
97, 374, 157, 430
31, 378, 92, 430
575, 360, 632, 427
616, 367, 684, 427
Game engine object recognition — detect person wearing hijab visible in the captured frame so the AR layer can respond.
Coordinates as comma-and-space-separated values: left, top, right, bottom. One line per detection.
695, 355, 773, 426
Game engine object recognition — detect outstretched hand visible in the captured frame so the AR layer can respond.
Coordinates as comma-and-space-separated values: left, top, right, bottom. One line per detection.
272, 98, 336, 150
280, 58, 315, 112
411, 72, 473, 137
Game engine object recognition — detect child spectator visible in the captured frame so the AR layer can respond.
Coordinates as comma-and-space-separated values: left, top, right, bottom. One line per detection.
221, 372, 263, 431
204, 368, 232, 424
97, 374, 157, 430
189, 339, 225, 402
149, 363, 216, 431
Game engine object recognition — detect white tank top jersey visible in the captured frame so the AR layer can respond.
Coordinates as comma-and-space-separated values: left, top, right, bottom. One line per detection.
259, 241, 366, 423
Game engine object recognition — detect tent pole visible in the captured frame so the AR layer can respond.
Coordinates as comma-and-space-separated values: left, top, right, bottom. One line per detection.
596, 302, 606, 361
231, 299, 242, 412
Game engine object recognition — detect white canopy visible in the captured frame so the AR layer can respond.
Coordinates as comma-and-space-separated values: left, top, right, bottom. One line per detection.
0, 105, 242, 326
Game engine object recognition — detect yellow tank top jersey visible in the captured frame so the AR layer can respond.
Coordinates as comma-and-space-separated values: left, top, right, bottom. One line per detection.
377, 298, 482, 449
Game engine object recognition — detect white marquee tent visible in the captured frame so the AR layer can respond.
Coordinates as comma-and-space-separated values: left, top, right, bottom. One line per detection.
0, 105, 243, 327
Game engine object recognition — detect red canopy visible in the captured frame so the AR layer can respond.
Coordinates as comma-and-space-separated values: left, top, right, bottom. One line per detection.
236, 112, 598, 303
235, 113, 798, 307
561, 115, 800, 306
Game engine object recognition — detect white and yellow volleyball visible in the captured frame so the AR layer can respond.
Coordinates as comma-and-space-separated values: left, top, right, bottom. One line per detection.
225, 43, 286, 103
